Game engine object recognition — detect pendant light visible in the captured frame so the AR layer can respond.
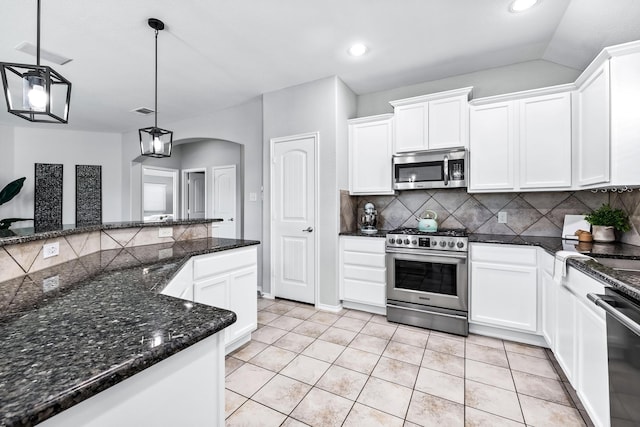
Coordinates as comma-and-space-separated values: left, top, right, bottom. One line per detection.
0, 0, 72, 123
139, 18, 172, 158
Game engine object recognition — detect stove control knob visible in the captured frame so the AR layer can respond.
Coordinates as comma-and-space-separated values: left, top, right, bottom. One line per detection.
457, 241, 465, 248
411, 240, 417, 245
439, 241, 446, 247
448, 241, 455, 248
404, 239, 410, 245
432, 241, 438, 247
389, 238, 395, 244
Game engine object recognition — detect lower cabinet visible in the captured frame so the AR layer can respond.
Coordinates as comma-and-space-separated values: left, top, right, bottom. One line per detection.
540, 252, 557, 349
470, 244, 538, 333
162, 246, 258, 354
339, 236, 386, 314
561, 267, 609, 427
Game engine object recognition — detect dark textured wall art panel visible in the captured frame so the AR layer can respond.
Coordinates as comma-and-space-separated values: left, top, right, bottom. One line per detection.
75, 165, 102, 226
34, 163, 63, 232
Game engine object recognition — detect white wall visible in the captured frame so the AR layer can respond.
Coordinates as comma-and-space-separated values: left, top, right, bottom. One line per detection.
357, 59, 581, 117
262, 76, 356, 307
2, 127, 122, 225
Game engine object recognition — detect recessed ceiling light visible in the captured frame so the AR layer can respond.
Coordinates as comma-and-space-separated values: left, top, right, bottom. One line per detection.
348, 43, 368, 57
509, 0, 538, 12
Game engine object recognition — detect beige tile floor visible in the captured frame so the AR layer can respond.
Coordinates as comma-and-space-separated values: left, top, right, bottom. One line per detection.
225, 298, 591, 427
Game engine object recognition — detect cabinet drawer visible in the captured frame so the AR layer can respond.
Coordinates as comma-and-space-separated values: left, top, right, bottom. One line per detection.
343, 265, 386, 284
343, 279, 386, 307
343, 251, 386, 268
193, 247, 257, 280
471, 243, 537, 266
342, 237, 386, 253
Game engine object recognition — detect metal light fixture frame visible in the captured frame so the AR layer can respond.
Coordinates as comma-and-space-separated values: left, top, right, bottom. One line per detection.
139, 18, 173, 158
0, 0, 72, 123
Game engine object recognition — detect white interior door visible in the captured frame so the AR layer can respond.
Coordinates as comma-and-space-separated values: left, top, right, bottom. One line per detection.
212, 165, 237, 238
187, 172, 206, 219
271, 133, 316, 304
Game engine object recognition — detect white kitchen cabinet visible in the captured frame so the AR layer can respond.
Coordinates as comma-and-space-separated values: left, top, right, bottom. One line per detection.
470, 244, 538, 333
519, 92, 572, 189
469, 90, 572, 192
339, 236, 386, 314
348, 114, 394, 195
554, 282, 577, 384
574, 62, 610, 187
469, 101, 516, 191
390, 87, 472, 153
162, 246, 258, 354
539, 250, 557, 350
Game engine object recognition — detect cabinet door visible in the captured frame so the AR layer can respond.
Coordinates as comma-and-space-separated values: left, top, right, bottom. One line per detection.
541, 270, 557, 350
394, 102, 428, 153
470, 261, 537, 332
576, 299, 609, 427
519, 93, 572, 189
161, 260, 193, 300
348, 116, 394, 195
555, 284, 576, 385
575, 62, 610, 187
469, 102, 516, 191
194, 275, 229, 309
428, 95, 468, 149
227, 267, 258, 344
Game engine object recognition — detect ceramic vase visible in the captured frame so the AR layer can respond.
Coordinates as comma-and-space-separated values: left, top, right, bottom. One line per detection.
592, 225, 615, 242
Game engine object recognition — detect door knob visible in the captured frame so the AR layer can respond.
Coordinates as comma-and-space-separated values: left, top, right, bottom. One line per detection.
302, 227, 314, 232
229, 218, 234, 221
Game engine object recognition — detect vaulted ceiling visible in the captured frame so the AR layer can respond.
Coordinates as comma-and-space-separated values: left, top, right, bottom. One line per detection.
1, 0, 639, 133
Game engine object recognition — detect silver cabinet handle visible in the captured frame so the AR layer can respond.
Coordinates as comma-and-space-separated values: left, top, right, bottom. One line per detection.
588, 293, 640, 337
302, 227, 313, 232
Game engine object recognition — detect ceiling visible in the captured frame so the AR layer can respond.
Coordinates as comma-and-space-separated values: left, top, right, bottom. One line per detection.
1, 0, 640, 133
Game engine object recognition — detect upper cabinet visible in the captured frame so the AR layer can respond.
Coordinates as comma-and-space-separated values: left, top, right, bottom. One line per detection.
469, 90, 572, 192
348, 114, 395, 195
574, 44, 640, 189
390, 87, 472, 153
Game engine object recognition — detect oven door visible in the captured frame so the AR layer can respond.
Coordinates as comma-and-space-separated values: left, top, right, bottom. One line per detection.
386, 249, 468, 312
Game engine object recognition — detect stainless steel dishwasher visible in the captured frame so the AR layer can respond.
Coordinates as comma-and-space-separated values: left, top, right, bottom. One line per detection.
589, 289, 640, 426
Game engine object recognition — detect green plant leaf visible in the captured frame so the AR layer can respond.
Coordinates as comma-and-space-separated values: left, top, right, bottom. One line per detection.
584, 203, 631, 232
0, 218, 32, 230
0, 177, 26, 206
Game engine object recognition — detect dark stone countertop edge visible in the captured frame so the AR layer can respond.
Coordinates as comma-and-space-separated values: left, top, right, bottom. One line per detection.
0, 219, 224, 247
2, 239, 259, 427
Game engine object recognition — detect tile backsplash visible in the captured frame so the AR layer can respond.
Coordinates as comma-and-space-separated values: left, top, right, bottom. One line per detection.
340, 189, 640, 245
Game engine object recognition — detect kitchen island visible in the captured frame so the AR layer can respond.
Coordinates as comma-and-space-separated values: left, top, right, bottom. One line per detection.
0, 236, 259, 426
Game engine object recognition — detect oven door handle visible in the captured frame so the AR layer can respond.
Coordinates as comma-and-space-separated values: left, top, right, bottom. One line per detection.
588, 293, 640, 337
386, 247, 467, 260
387, 303, 467, 320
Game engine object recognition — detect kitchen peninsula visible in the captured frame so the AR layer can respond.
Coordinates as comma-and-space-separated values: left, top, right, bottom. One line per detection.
0, 219, 259, 426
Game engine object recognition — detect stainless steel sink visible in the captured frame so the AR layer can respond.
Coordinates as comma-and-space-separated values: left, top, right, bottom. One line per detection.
593, 257, 640, 275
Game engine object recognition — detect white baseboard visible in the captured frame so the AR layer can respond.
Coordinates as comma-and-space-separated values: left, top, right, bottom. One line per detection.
225, 333, 252, 355
315, 302, 343, 313
469, 323, 548, 347
260, 293, 275, 300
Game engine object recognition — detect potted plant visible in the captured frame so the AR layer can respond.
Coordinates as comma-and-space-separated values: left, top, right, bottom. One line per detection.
584, 203, 631, 242
0, 177, 32, 236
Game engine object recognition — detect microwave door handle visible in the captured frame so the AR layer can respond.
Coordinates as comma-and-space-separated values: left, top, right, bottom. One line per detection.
443, 155, 449, 186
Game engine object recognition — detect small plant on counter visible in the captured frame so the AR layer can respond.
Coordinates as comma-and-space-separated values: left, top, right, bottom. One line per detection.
585, 204, 631, 232
0, 177, 32, 231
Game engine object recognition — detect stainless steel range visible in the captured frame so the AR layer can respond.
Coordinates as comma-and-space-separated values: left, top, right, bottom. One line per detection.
386, 228, 469, 336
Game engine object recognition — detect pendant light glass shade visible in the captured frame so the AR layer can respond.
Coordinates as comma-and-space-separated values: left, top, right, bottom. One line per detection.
139, 18, 172, 158
0, 0, 71, 124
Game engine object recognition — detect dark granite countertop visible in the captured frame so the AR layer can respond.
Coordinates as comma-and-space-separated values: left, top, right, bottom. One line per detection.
0, 219, 224, 247
0, 237, 259, 426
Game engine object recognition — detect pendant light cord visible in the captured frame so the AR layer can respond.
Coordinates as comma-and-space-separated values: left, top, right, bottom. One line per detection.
154, 28, 158, 129
36, 0, 41, 66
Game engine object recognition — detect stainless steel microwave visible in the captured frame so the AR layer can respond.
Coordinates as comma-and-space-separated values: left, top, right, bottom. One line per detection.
392, 147, 467, 190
